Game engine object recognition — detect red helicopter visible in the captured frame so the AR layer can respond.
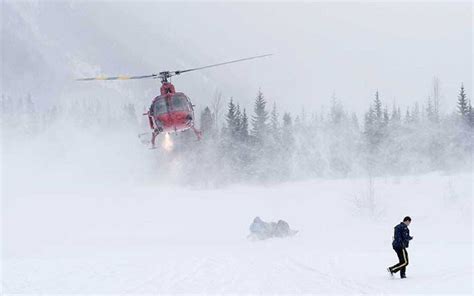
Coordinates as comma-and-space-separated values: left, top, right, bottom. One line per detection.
77, 54, 272, 148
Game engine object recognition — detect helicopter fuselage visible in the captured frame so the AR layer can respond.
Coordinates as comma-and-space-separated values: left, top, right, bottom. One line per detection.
147, 82, 201, 147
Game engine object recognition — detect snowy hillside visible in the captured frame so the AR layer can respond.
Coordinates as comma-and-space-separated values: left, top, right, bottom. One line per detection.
1, 1, 253, 112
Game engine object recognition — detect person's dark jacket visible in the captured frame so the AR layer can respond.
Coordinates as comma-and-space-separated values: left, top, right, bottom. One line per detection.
392, 222, 413, 250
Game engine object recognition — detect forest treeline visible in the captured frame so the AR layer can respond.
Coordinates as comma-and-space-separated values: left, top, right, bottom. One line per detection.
1, 80, 472, 185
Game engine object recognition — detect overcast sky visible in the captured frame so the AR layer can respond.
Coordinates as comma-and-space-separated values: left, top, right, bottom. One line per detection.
4, 1, 472, 116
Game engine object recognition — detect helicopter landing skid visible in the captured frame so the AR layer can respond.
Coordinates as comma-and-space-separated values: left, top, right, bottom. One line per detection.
138, 131, 159, 149
150, 129, 161, 149
138, 132, 151, 145
192, 126, 202, 140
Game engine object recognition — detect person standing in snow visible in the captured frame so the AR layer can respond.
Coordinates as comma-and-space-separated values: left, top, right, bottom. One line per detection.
388, 216, 413, 279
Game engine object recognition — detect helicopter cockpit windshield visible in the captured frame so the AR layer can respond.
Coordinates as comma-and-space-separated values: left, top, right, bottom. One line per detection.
171, 93, 190, 112
152, 96, 168, 115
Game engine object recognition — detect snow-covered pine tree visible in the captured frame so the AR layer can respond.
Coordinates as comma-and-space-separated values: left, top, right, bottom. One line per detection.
426, 96, 436, 123
382, 106, 389, 127
457, 84, 469, 120
240, 108, 249, 141
123, 103, 137, 127
251, 90, 269, 142
281, 112, 295, 178
23, 93, 38, 133
283, 112, 292, 130
270, 102, 280, 142
329, 94, 345, 125
431, 76, 441, 123
200, 107, 214, 135
363, 92, 387, 175
404, 108, 411, 124
281, 112, 294, 156
390, 102, 401, 125
364, 106, 375, 138
225, 98, 239, 139
374, 90, 382, 123
468, 101, 474, 127
412, 103, 420, 123
235, 103, 242, 138
351, 112, 359, 130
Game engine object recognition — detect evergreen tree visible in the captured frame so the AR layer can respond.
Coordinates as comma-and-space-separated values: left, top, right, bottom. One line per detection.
240, 108, 249, 141
251, 90, 269, 141
382, 106, 389, 126
390, 103, 401, 124
294, 115, 301, 127
281, 112, 294, 173
404, 108, 411, 124
457, 84, 469, 119
310, 112, 319, 128
330, 94, 345, 125
426, 96, 435, 122
24, 93, 35, 114
235, 103, 242, 134
282, 112, 294, 151
270, 102, 280, 141
225, 98, 239, 139
283, 112, 292, 129
364, 107, 375, 135
200, 107, 214, 134
300, 106, 307, 126
412, 103, 420, 123
364, 99, 385, 154
23, 93, 38, 132
374, 91, 382, 122
351, 112, 359, 130
468, 101, 474, 127
123, 103, 137, 126
431, 76, 441, 123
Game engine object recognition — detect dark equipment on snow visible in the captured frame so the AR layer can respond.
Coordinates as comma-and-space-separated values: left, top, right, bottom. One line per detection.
248, 216, 298, 240
77, 54, 272, 148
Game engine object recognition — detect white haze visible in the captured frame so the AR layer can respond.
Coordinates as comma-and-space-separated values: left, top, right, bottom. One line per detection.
1, 1, 473, 295
1, 1, 472, 115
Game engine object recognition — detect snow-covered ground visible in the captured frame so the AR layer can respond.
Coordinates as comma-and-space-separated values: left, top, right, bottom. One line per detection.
2, 2, 472, 294
2, 132, 472, 294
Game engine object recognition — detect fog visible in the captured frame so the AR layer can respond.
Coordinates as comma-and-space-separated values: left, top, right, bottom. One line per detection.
1, 1, 473, 294
2, 1, 472, 115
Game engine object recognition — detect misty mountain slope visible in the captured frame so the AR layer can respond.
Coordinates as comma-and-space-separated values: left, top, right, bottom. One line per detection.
3, 168, 472, 294
2, 1, 229, 111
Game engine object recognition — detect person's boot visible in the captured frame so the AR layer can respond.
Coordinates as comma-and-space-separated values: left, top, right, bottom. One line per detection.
387, 268, 394, 277
400, 273, 406, 279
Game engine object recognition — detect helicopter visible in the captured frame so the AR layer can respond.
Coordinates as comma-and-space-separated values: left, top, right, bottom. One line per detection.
77, 54, 272, 148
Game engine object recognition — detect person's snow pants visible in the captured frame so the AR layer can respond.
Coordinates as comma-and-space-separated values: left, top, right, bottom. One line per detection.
389, 247, 409, 276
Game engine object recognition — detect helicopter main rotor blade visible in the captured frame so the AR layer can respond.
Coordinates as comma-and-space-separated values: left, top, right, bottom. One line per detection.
76, 74, 157, 81
76, 54, 272, 82
172, 54, 273, 75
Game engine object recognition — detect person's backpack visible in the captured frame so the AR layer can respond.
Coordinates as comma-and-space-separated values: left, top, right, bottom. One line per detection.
275, 220, 290, 237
